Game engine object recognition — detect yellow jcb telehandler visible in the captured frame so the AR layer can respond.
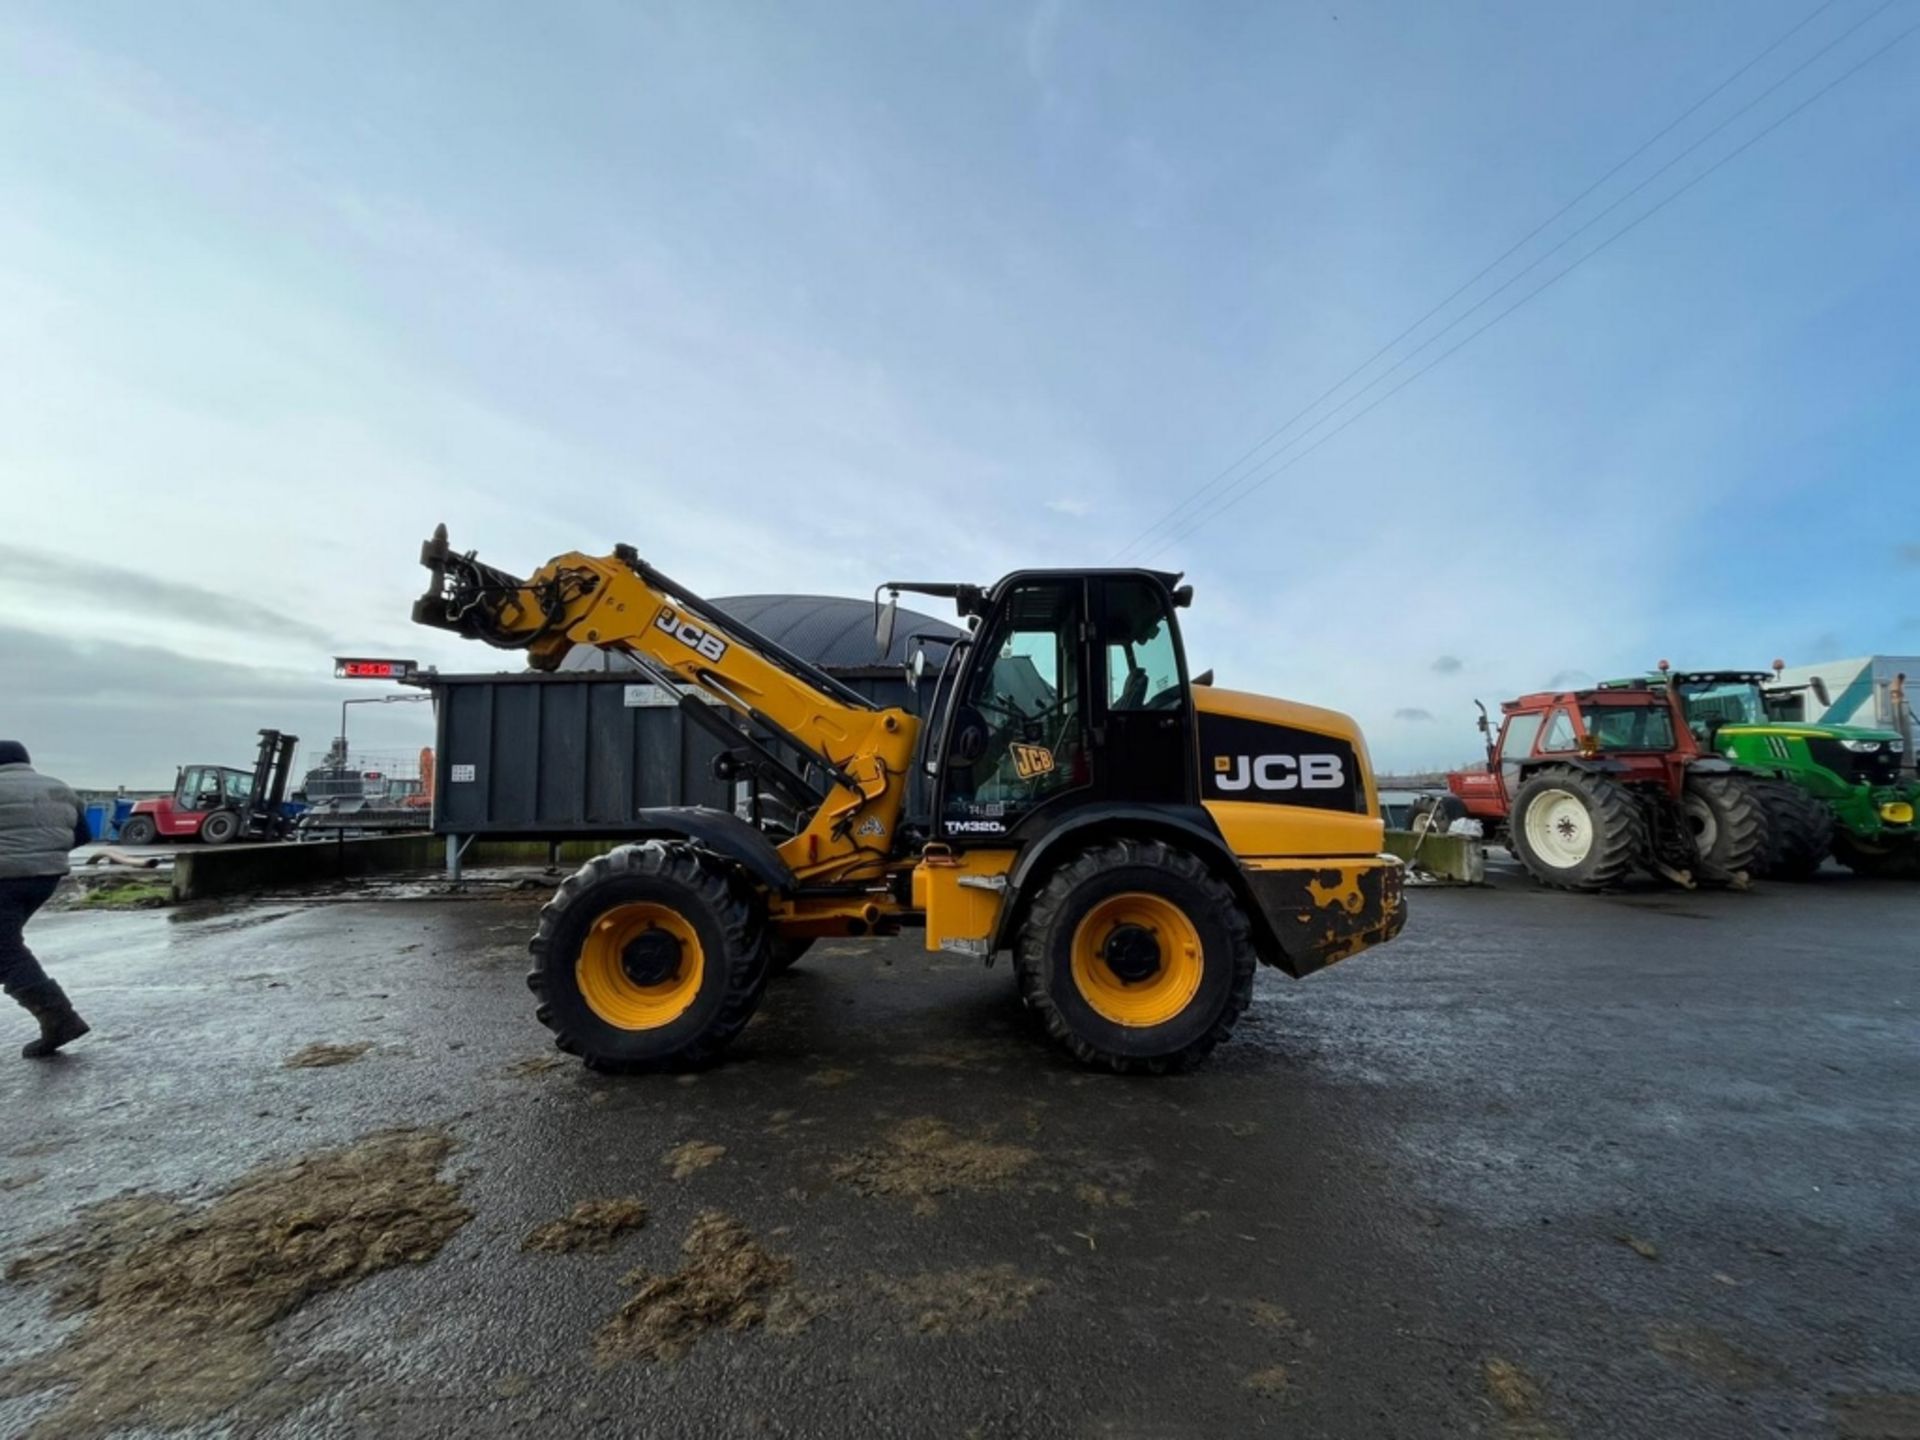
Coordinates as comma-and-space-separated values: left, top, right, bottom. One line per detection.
413, 527, 1405, 1073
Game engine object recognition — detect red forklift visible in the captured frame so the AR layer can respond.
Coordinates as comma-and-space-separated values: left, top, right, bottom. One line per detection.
117, 731, 301, 846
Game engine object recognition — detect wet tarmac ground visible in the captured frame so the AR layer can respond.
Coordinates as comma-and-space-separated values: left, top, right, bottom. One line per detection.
2, 868, 1917, 1439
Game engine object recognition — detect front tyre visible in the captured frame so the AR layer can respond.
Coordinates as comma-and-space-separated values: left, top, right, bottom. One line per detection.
198, 810, 241, 846
1681, 773, 1768, 887
1750, 780, 1833, 880
1014, 839, 1255, 1074
529, 842, 771, 1071
1831, 831, 1920, 880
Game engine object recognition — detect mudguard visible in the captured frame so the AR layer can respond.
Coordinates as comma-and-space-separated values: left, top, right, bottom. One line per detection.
628, 806, 795, 894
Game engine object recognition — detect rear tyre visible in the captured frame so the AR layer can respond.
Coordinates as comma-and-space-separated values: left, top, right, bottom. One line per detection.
1750, 780, 1834, 880
1681, 774, 1768, 887
118, 815, 157, 846
198, 810, 240, 846
1831, 831, 1920, 880
528, 842, 771, 1071
1014, 838, 1256, 1074
1508, 766, 1645, 891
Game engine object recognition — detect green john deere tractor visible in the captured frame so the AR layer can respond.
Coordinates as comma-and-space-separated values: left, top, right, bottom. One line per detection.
1662, 670, 1918, 880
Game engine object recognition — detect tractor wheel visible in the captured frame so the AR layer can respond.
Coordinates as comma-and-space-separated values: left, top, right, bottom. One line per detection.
766, 936, 814, 976
1014, 838, 1256, 1074
528, 842, 771, 1071
1830, 831, 1920, 881
199, 810, 241, 846
118, 815, 157, 846
1508, 766, 1646, 891
1681, 774, 1768, 887
1407, 793, 1468, 836
1750, 780, 1834, 881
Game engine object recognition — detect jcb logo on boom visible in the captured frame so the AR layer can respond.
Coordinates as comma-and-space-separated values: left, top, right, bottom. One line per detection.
1213, 753, 1346, 792
654, 607, 729, 664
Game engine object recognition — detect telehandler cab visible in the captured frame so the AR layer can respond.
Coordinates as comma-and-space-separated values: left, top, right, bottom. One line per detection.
412, 527, 1405, 1073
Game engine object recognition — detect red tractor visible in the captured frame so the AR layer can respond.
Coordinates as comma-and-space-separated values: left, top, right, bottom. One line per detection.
1436, 682, 1770, 891
117, 731, 300, 847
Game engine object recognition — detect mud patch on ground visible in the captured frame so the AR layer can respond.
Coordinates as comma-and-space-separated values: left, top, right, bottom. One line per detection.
1, 1169, 46, 1192
1482, 1356, 1564, 1439
522, 1199, 649, 1254
594, 1211, 806, 1364
664, 1141, 726, 1180
1244, 1365, 1291, 1396
831, 1117, 1035, 1215
804, 1066, 857, 1088
0, 1129, 469, 1440
282, 1041, 372, 1069
1835, 1393, 1920, 1438
1648, 1323, 1782, 1389
872, 1264, 1048, 1335
501, 1054, 568, 1078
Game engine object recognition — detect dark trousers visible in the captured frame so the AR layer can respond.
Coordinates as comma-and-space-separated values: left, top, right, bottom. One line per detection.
0, 875, 62, 998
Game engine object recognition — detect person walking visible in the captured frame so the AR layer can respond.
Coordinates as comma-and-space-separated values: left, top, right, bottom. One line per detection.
0, 741, 92, 1058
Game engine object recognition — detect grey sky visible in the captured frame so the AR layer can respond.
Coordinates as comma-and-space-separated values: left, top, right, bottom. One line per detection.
2, 1, 1915, 782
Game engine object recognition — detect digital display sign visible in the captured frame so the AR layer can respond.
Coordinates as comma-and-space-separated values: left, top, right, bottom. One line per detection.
334, 657, 417, 681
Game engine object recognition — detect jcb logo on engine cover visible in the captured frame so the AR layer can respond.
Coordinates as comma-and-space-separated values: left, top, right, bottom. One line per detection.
654, 607, 728, 664
1197, 712, 1364, 814
1213, 754, 1346, 791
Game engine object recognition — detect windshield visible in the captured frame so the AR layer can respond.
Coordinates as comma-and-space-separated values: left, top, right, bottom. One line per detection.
1677, 679, 1767, 733
1579, 704, 1674, 751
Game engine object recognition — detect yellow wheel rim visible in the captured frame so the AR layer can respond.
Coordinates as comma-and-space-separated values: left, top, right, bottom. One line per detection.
576, 902, 705, 1030
1069, 892, 1204, 1028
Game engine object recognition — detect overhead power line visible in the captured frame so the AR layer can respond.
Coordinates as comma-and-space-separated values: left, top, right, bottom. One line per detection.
1138, 14, 1919, 564
1111, 0, 1861, 562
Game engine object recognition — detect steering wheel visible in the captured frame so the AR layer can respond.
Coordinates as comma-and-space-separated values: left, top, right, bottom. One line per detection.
1144, 684, 1184, 711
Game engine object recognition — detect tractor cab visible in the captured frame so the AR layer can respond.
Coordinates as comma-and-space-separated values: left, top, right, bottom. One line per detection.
882, 569, 1212, 848
178, 764, 255, 814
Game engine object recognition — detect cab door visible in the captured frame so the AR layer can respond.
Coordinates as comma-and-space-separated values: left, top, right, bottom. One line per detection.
935, 578, 1091, 844
1093, 576, 1193, 806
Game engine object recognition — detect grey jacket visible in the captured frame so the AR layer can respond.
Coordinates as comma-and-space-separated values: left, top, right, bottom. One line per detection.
0, 762, 88, 880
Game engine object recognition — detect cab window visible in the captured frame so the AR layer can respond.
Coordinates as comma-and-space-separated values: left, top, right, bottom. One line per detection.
942, 581, 1087, 827
1540, 709, 1579, 752
1104, 581, 1181, 711
1500, 714, 1543, 759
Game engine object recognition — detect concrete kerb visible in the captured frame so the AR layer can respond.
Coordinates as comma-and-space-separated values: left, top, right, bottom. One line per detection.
1384, 828, 1486, 885
170, 836, 620, 902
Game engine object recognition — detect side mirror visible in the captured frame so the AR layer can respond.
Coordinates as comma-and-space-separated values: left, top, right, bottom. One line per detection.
906, 646, 928, 694
1811, 676, 1831, 708
874, 588, 899, 658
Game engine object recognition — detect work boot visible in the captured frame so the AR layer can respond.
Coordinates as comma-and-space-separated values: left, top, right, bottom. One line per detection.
15, 980, 90, 1059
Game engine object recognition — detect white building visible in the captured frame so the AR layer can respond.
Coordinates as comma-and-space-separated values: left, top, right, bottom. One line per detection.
1767, 654, 1917, 746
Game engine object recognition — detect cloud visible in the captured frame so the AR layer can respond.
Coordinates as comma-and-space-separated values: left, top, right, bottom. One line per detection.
1045, 498, 1093, 516
1898, 543, 1920, 567
1545, 669, 1593, 689
1429, 655, 1463, 675
1393, 707, 1435, 722
0, 626, 430, 788
0, 543, 335, 647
